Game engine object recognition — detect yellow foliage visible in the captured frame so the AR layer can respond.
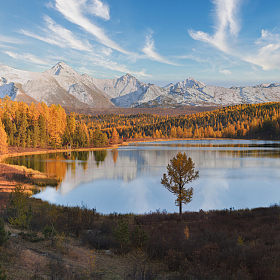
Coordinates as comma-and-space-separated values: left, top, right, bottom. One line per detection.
184, 226, 190, 240
0, 119, 8, 154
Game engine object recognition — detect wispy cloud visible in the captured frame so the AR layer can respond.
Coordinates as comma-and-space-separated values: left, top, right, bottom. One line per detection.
101, 47, 112, 56
54, 0, 133, 55
189, 0, 280, 71
87, 0, 110, 21
4, 51, 50, 66
21, 16, 92, 52
58, 49, 152, 78
220, 69, 232, 75
243, 30, 280, 70
142, 31, 180, 66
133, 70, 152, 78
86, 55, 152, 77
176, 54, 212, 64
189, 0, 241, 53
0, 35, 23, 45
19, 14, 149, 77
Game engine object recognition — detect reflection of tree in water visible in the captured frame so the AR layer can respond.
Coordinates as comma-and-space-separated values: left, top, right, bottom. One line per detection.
71, 159, 76, 177
80, 161, 88, 171
70, 151, 90, 161
71, 151, 90, 171
112, 149, 118, 163
218, 149, 280, 158
94, 150, 107, 167
78, 151, 90, 161
45, 159, 67, 181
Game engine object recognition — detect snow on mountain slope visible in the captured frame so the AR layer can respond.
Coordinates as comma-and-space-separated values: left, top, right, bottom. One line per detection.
44, 61, 81, 78
1, 62, 280, 109
166, 77, 206, 90
0, 82, 18, 99
90, 74, 144, 98
153, 80, 280, 108
90, 74, 168, 107
0, 77, 18, 99
0, 65, 42, 84
0, 62, 115, 109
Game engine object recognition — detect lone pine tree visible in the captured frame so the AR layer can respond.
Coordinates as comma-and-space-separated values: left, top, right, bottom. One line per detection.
161, 152, 199, 219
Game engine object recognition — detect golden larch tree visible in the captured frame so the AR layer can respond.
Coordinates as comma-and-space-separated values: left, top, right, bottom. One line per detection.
111, 127, 119, 144
161, 152, 199, 219
0, 120, 8, 155
48, 104, 67, 147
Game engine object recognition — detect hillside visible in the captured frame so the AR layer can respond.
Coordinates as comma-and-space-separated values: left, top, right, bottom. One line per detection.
0, 62, 115, 110
1, 62, 280, 109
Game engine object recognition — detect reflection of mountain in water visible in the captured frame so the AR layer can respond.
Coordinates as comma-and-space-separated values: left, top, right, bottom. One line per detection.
60, 150, 138, 194
59, 142, 280, 195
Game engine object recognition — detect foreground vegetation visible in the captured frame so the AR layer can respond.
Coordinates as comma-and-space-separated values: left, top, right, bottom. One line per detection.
1, 185, 280, 279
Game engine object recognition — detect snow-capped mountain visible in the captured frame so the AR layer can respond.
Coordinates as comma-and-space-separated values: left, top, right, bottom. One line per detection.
92, 75, 280, 108
0, 62, 114, 109
1, 62, 280, 109
164, 77, 206, 90
162, 79, 280, 107
87, 73, 167, 107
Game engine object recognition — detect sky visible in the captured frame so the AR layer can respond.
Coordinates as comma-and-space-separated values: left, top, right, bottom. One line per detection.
1, 0, 280, 87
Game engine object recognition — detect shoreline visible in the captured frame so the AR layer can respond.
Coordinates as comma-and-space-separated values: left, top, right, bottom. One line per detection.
0, 144, 120, 162
0, 136, 270, 176
0, 137, 275, 208
0, 136, 274, 164
0, 144, 120, 206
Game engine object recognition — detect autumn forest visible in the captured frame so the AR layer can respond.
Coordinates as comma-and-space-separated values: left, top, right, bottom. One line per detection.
1, 97, 280, 155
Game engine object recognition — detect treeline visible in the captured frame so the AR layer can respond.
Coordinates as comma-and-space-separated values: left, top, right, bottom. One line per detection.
0, 97, 113, 153
78, 102, 280, 140
1, 98, 280, 155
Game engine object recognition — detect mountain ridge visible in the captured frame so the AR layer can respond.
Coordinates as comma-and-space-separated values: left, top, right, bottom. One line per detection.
0, 62, 115, 109
1, 62, 280, 109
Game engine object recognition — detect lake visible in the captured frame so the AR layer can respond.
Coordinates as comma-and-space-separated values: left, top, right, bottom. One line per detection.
4, 140, 280, 214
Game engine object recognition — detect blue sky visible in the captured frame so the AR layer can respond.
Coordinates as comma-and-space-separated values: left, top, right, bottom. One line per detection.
1, 0, 280, 87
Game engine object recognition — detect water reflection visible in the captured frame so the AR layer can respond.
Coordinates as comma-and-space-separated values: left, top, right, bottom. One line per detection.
4, 140, 280, 214
94, 150, 107, 166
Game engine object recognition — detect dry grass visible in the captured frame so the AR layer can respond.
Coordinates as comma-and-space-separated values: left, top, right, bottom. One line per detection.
0, 222, 165, 280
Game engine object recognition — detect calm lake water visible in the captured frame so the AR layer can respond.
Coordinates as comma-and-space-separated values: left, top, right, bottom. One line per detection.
4, 140, 280, 214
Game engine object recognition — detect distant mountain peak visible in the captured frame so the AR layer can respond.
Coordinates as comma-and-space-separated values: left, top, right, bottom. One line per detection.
117, 73, 141, 85
163, 77, 206, 90
44, 61, 79, 77
122, 73, 136, 79
179, 77, 206, 88
1, 62, 280, 110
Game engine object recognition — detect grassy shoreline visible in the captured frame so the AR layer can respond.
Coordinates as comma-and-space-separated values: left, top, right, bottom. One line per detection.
1, 139, 280, 279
